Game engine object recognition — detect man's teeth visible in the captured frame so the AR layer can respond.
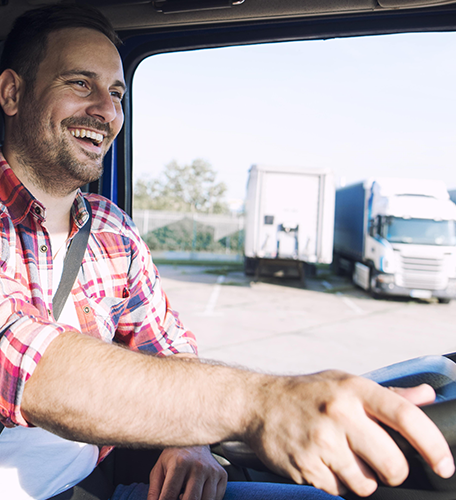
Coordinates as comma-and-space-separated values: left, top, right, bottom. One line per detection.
70, 129, 103, 144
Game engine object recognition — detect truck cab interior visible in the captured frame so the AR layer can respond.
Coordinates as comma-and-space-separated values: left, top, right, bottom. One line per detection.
2, 0, 456, 499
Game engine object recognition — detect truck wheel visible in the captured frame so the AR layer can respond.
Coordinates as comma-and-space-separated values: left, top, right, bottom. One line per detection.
369, 271, 380, 299
244, 257, 259, 276
303, 262, 316, 277
332, 252, 343, 276
438, 298, 451, 304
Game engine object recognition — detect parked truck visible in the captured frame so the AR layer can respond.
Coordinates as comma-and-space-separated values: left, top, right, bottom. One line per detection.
333, 178, 456, 303
244, 164, 335, 276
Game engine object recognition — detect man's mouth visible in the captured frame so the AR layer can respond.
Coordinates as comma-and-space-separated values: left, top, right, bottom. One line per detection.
69, 128, 104, 146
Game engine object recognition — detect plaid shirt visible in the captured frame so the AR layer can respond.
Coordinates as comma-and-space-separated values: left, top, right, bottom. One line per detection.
0, 153, 197, 430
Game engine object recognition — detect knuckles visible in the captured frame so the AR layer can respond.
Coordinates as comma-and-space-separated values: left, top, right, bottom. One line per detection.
161, 447, 227, 480
392, 398, 417, 428
378, 456, 409, 487
260, 371, 414, 497
354, 479, 378, 497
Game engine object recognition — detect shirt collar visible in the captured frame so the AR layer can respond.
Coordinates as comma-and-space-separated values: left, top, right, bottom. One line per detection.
71, 191, 91, 232
0, 150, 90, 230
0, 151, 46, 225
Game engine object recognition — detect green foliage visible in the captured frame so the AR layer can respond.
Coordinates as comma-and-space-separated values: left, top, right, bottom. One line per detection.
143, 219, 244, 253
143, 218, 214, 251
218, 229, 244, 251
134, 159, 229, 214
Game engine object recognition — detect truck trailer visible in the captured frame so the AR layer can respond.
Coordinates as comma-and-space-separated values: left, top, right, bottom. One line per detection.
244, 165, 335, 276
334, 178, 456, 302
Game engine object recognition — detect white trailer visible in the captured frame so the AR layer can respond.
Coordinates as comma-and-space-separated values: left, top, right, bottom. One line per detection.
244, 164, 335, 276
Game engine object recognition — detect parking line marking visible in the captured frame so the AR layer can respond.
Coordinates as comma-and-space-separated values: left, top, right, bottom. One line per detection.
203, 275, 225, 316
336, 292, 365, 315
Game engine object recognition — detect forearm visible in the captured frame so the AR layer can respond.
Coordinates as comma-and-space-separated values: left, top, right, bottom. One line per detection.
21, 331, 264, 447
19, 331, 456, 497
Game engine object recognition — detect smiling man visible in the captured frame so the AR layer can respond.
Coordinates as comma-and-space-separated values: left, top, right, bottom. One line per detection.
0, 5, 454, 500
0, 8, 229, 500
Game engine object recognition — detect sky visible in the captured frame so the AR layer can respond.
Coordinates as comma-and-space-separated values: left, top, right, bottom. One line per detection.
132, 32, 456, 205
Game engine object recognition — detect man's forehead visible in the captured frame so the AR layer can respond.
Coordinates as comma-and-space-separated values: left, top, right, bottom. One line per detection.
40, 27, 125, 84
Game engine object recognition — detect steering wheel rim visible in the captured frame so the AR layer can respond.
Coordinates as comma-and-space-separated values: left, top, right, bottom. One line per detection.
221, 354, 456, 497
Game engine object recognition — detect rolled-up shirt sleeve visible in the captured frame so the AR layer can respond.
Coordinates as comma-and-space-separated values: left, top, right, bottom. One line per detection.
0, 278, 78, 428
0, 184, 198, 428
0, 211, 78, 427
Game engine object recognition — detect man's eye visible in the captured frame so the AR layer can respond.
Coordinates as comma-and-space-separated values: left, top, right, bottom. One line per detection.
111, 91, 124, 101
72, 80, 88, 89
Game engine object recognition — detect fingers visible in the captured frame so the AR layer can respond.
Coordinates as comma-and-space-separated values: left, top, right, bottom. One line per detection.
179, 474, 204, 500
148, 447, 228, 500
147, 464, 166, 500
214, 473, 228, 500
295, 421, 380, 496
166, 466, 227, 500
389, 384, 436, 406
346, 403, 410, 486
148, 464, 185, 500
253, 372, 454, 499
365, 383, 455, 479
294, 455, 349, 497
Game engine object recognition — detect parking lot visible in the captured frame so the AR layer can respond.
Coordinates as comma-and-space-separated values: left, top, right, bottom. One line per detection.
156, 263, 456, 377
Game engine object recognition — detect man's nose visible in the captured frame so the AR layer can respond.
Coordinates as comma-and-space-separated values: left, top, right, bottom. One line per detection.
86, 89, 120, 124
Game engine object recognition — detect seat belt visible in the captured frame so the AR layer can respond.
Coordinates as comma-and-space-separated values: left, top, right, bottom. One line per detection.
52, 203, 92, 321
0, 202, 92, 434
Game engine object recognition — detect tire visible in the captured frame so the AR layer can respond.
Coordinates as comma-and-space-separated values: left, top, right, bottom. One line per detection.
332, 252, 343, 276
438, 298, 451, 304
244, 257, 259, 276
369, 269, 380, 299
303, 262, 316, 277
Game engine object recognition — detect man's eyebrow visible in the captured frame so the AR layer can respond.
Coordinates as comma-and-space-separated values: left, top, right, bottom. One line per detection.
60, 70, 127, 92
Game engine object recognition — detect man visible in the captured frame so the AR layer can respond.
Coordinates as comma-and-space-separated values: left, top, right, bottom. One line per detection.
0, 5, 453, 500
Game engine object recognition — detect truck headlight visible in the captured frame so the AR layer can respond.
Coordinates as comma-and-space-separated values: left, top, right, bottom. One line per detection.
377, 274, 395, 284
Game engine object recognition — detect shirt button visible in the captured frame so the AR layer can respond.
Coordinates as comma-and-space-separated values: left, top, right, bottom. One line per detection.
40, 245, 48, 253
47, 309, 51, 316
83, 306, 90, 314
34, 206, 41, 215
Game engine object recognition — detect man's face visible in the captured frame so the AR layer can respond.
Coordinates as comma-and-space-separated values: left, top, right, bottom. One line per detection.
11, 27, 126, 195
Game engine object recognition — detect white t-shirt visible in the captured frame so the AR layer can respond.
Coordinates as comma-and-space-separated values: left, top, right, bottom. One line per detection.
0, 248, 99, 499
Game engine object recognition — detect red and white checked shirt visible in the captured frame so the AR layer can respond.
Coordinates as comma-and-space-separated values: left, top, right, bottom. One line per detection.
0, 152, 197, 430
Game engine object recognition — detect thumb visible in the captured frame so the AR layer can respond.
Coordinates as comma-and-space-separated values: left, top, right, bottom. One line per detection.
388, 384, 436, 406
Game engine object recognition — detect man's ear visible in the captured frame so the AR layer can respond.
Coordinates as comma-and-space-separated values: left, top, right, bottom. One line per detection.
0, 69, 22, 117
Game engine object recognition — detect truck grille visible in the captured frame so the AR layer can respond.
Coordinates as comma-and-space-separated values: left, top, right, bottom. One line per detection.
397, 255, 447, 290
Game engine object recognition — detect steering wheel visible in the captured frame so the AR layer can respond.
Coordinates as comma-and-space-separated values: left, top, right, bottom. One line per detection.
220, 354, 456, 499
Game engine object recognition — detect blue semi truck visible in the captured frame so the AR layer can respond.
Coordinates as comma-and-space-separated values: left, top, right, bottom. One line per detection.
333, 178, 456, 303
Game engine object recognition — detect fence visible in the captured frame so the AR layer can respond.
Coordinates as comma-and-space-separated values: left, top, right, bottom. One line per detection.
133, 209, 245, 259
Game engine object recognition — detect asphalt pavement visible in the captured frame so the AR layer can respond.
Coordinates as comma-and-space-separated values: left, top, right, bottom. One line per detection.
156, 263, 456, 376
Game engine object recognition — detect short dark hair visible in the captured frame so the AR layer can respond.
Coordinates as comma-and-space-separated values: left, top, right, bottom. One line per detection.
0, 4, 122, 86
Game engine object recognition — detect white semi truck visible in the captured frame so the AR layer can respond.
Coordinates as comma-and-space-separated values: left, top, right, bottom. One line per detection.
244, 164, 335, 276
333, 178, 456, 303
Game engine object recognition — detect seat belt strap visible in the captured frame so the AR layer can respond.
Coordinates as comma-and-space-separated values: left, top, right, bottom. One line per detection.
0, 202, 92, 435
52, 202, 92, 321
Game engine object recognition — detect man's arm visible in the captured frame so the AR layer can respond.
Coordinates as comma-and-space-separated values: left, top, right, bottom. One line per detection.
21, 331, 252, 446
148, 352, 228, 500
21, 331, 454, 497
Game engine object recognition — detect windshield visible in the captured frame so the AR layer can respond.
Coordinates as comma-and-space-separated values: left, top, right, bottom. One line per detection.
132, 32, 456, 377
380, 217, 456, 245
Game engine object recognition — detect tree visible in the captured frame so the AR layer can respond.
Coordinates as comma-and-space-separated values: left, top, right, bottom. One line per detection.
133, 159, 229, 214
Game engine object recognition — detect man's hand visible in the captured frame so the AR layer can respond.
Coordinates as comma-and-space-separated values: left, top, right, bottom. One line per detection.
245, 370, 455, 498
147, 446, 228, 500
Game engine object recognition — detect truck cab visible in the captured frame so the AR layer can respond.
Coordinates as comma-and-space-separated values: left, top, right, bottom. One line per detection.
368, 179, 456, 302
4, 1, 456, 499
335, 178, 456, 302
